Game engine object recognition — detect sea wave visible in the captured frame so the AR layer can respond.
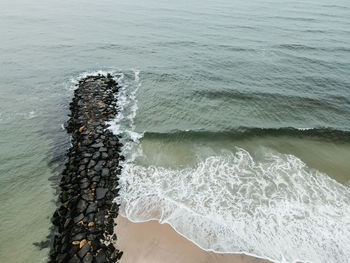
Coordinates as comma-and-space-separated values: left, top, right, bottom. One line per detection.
105, 71, 350, 263
116, 148, 350, 263
192, 89, 350, 114
142, 126, 350, 143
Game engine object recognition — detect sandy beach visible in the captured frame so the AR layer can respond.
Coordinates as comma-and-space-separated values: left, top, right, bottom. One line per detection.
114, 216, 272, 263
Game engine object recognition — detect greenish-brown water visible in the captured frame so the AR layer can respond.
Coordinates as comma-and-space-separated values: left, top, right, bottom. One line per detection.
1, 0, 350, 262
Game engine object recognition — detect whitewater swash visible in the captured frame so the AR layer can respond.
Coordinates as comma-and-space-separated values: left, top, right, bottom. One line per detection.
103, 71, 350, 263
113, 135, 350, 263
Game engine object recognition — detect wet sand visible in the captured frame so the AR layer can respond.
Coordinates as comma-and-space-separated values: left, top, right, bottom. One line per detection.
114, 216, 272, 263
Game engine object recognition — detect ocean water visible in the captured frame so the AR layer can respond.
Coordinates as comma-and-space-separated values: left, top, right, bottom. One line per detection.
0, 0, 350, 262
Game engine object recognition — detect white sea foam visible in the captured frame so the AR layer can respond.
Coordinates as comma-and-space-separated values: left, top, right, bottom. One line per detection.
107, 69, 144, 162
107, 71, 350, 263
297, 127, 313, 131
115, 148, 350, 263
28, 111, 36, 119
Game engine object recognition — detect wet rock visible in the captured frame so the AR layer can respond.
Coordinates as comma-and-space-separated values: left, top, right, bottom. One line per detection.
91, 142, 104, 148
78, 242, 91, 258
92, 152, 100, 160
82, 139, 93, 146
109, 140, 117, 146
88, 160, 96, 169
92, 176, 100, 182
101, 152, 108, 160
99, 147, 107, 152
95, 251, 107, 263
87, 213, 95, 223
86, 203, 97, 214
74, 213, 84, 223
101, 168, 109, 177
80, 179, 90, 189
111, 251, 123, 261
77, 199, 88, 213
95, 211, 105, 225
68, 255, 80, 263
81, 158, 90, 164
52, 211, 60, 226
83, 253, 93, 263
64, 218, 71, 229
56, 253, 68, 263
93, 160, 104, 172
87, 170, 96, 177
96, 188, 108, 200
82, 193, 95, 202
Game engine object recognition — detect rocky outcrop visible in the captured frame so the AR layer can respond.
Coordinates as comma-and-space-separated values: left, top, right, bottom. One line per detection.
50, 74, 123, 263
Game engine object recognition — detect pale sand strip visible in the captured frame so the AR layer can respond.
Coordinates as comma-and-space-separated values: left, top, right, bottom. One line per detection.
114, 216, 272, 263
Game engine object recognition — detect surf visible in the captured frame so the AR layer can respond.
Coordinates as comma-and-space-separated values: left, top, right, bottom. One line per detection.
116, 148, 350, 263
106, 71, 350, 263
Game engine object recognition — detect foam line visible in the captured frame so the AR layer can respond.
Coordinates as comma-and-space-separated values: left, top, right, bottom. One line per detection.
105, 71, 350, 263
116, 148, 350, 263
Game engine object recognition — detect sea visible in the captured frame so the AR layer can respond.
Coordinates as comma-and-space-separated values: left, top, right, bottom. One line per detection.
0, 0, 349, 262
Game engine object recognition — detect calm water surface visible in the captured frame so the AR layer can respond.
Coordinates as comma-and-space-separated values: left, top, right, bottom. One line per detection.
0, 0, 349, 262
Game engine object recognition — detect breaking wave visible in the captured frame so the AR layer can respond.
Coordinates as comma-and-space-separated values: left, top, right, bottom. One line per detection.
116, 148, 350, 263
107, 71, 350, 263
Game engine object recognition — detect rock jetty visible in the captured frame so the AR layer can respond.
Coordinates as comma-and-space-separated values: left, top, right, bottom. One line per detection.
50, 74, 123, 263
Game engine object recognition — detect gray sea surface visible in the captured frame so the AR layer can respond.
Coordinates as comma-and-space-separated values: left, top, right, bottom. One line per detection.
0, 0, 350, 262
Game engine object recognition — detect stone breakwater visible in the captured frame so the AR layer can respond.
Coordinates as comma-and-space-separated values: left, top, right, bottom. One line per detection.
50, 74, 123, 263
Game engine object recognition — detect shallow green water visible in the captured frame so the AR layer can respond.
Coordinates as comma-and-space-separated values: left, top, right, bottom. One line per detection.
0, 0, 350, 262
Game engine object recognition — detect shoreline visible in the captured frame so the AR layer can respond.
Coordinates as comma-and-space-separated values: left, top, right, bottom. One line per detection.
114, 215, 273, 263
50, 74, 123, 262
